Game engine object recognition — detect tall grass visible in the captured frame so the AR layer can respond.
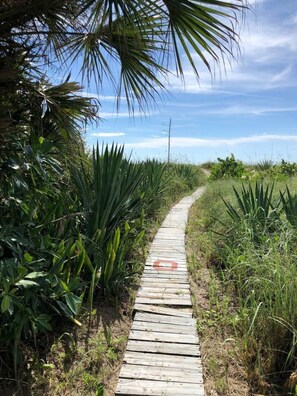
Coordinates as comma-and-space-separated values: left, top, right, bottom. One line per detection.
194, 179, 297, 394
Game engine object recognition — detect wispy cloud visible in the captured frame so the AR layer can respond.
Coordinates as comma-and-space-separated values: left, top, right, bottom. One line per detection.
81, 92, 127, 102
91, 132, 126, 137
126, 134, 297, 149
165, 9, 297, 95
99, 111, 154, 118
201, 105, 297, 116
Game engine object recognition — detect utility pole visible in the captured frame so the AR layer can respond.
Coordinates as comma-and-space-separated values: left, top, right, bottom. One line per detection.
167, 118, 171, 164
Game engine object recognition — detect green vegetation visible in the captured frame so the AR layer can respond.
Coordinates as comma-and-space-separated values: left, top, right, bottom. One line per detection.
0, 139, 205, 393
209, 154, 245, 180
188, 161, 297, 395
0, 0, 249, 393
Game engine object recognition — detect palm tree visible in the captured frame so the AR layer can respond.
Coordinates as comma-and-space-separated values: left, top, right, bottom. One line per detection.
1, 0, 247, 111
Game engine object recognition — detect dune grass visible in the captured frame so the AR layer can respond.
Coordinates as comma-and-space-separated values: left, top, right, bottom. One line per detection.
188, 176, 297, 395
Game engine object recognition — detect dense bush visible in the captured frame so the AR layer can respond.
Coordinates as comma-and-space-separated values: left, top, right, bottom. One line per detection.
0, 140, 204, 379
209, 154, 244, 180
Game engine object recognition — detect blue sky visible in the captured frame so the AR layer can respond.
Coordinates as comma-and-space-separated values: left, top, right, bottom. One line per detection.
84, 0, 297, 164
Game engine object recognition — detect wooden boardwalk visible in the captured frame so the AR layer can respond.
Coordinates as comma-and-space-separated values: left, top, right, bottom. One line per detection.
115, 187, 205, 396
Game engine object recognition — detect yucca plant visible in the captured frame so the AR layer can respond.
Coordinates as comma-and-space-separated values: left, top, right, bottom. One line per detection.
171, 163, 200, 189
255, 159, 274, 171
72, 143, 145, 294
222, 182, 280, 239
72, 143, 144, 243
140, 159, 169, 217
280, 186, 297, 228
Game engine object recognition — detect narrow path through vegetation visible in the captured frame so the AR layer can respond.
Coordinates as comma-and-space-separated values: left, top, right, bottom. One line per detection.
115, 187, 205, 395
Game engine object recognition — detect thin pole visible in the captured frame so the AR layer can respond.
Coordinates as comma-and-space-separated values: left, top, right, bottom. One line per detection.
167, 118, 171, 164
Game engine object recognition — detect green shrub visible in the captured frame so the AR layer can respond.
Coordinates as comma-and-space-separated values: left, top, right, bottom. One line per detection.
278, 159, 297, 176
210, 154, 244, 180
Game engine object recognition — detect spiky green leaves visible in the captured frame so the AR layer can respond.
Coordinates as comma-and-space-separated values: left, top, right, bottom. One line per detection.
1, 0, 248, 110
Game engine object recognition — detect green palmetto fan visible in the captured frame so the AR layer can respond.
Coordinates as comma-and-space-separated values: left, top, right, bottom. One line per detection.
1, 0, 248, 110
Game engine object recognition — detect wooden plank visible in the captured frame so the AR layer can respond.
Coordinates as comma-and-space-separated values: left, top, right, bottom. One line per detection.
145, 262, 187, 267
142, 269, 189, 280
135, 298, 191, 306
142, 272, 188, 278
126, 340, 200, 356
150, 246, 184, 251
143, 265, 188, 277
146, 257, 186, 263
131, 321, 196, 335
138, 287, 190, 296
119, 364, 203, 383
134, 304, 192, 317
148, 245, 185, 249
139, 282, 190, 290
141, 272, 188, 279
141, 276, 188, 282
140, 278, 189, 285
143, 270, 188, 275
136, 292, 191, 300
150, 243, 185, 249
122, 351, 201, 369
129, 330, 198, 344
145, 260, 187, 267
144, 260, 187, 267
137, 291, 191, 299
134, 312, 195, 326
140, 281, 190, 286
154, 235, 184, 241
150, 241, 184, 246
140, 279, 189, 285
144, 257, 188, 268
116, 379, 205, 395
140, 280, 190, 287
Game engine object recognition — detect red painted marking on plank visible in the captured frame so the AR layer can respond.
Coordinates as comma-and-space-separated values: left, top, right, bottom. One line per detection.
153, 259, 178, 271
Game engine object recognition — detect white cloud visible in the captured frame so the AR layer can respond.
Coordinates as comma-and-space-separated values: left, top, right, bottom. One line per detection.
126, 134, 297, 149
99, 111, 148, 118
91, 132, 126, 137
165, 10, 297, 95
201, 105, 297, 116
81, 92, 127, 102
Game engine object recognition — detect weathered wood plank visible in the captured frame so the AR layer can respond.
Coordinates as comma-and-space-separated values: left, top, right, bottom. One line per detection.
145, 258, 187, 265
143, 270, 188, 277
134, 312, 195, 326
140, 278, 190, 285
141, 273, 189, 279
139, 282, 190, 290
137, 292, 191, 299
146, 260, 187, 266
116, 379, 205, 395
135, 297, 192, 306
132, 321, 196, 335
122, 351, 201, 368
145, 258, 187, 268
134, 303, 192, 317
140, 280, 190, 286
129, 330, 198, 344
126, 340, 200, 356
119, 364, 203, 383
